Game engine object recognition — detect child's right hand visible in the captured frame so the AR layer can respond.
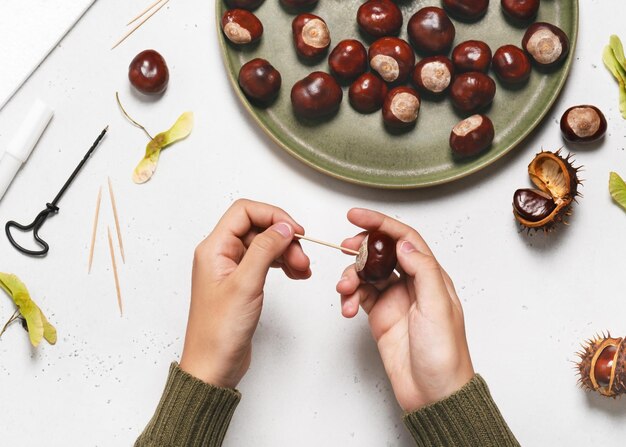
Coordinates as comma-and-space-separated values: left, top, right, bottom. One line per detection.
336, 208, 475, 412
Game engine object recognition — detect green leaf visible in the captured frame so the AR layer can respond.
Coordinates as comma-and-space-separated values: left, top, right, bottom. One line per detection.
609, 172, 626, 212
610, 35, 626, 70
604, 36, 626, 119
0, 273, 56, 347
133, 112, 194, 184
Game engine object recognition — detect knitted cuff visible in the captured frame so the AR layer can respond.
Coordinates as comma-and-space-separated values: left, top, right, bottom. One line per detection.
135, 362, 241, 447
403, 374, 520, 447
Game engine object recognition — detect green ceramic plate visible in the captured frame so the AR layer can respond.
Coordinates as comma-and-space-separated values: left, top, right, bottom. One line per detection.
217, 0, 578, 188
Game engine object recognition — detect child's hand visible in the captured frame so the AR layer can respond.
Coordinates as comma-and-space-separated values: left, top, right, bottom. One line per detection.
180, 199, 311, 388
336, 208, 474, 412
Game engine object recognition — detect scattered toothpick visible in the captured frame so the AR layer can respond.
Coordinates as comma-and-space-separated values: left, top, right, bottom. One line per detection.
295, 233, 359, 255
111, 0, 170, 50
108, 177, 126, 264
107, 227, 123, 316
87, 187, 102, 273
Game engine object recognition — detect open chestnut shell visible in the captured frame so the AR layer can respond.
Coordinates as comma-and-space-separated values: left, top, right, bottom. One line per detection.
522, 22, 569, 68
492, 45, 531, 84
501, 0, 539, 21
349, 73, 388, 113
512, 150, 581, 230
407, 7, 456, 55
382, 87, 420, 128
442, 0, 490, 21
560, 105, 607, 143
291, 72, 343, 119
412, 56, 454, 96
449, 114, 494, 157
221, 9, 263, 45
368, 37, 415, 84
238, 58, 282, 105
449, 71, 496, 113
577, 334, 626, 398
328, 40, 368, 83
357, 0, 403, 38
355, 231, 397, 283
292, 14, 331, 60
452, 40, 492, 73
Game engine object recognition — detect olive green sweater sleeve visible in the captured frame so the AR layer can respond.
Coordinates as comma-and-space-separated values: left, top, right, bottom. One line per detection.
135, 362, 241, 447
403, 374, 520, 447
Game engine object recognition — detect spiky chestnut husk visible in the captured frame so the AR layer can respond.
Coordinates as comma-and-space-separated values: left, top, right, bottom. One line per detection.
576, 334, 626, 398
512, 149, 583, 231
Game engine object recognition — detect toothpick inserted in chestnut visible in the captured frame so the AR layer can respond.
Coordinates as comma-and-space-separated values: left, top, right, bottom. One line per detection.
294, 233, 359, 255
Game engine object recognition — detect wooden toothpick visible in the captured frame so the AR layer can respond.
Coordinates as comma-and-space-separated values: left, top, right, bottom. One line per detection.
107, 227, 123, 316
127, 0, 165, 25
87, 187, 102, 274
294, 234, 359, 255
108, 177, 126, 263
111, 0, 170, 50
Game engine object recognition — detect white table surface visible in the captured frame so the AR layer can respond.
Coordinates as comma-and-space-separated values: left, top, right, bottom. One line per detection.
0, 0, 625, 445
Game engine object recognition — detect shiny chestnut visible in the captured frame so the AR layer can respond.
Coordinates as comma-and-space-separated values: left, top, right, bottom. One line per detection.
522, 22, 570, 68
221, 9, 263, 45
449, 114, 494, 157
225, 0, 265, 10
501, 0, 539, 21
407, 7, 455, 55
349, 73, 388, 113
382, 86, 420, 128
368, 37, 415, 84
328, 40, 368, 82
452, 40, 492, 73
594, 345, 618, 388
560, 105, 607, 143
492, 45, 531, 84
128, 49, 169, 95
442, 0, 489, 21
513, 189, 557, 222
412, 56, 454, 96
238, 58, 281, 105
356, 231, 397, 283
357, 0, 403, 38
291, 72, 343, 119
292, 14, 331, 60
281, 0, 318, 8
450, 71, 496, 113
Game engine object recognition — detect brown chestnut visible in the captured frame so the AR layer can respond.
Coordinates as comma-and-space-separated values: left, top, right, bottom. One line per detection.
128, 49, 169, 95
594, 345, 618, 388
501, 0, 539, 21
452, 40, 492, 73
357, 0, 403, 38
281, 0, 318, 8
238, 58, 282, 105
292, 14, 331, 60
442, 0, 490, 21
382, 86, 420, 128
522, 22, 570, 68
449, 114, 494, 157
368, 37, 415, 84
450, 72, 496, 113
355, 231, 397, 283
412, 56, 454, 96
560, 105, 607, 143
407, 7, 456, 55
221, 9, 263, 45
513, 188, 557, 222
492, 45, 531, 84
329, 40, 368, 83
291, 72, 343, 119
349, 73, 388, 113
225, 0, 265, 10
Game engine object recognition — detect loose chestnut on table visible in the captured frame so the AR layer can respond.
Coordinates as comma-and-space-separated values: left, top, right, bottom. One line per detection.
368, 37, 415, 84
442, 0, 489, 21
407, 7, 456, 55
291, 72, 343, 119
128, 49, 169, 95
349, 73, 388, 113
292, 13, 331, 60
492, 45, 531, 84
452, 40, 492, 73
560, 105, 607, 143
412, 56, 454, 96
522, 22, 570, 68
382, 86, 420, 129
238, 58, 282, 105
221, 9, 263, 45
355, 231, 397, 283
449, 114, 494, 157
449, 71, 496, 113
328, 40, 368, 83
501, 0, 540, 21
357, 0, 403, 38
225, 0, 265, 10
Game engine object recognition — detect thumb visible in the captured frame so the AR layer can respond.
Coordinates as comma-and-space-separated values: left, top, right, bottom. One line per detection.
235, 222, 294, 289
395, 240, 451, 313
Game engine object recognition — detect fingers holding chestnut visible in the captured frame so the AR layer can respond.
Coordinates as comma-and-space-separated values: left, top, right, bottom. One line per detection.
355, 231, 398, 283
291, 72, 343, 119
449, 114, 494, 157
382, 87, 421, 129
238, 58, 282, 105
349, 73, 388, 113
369, 37, 415, 84
292, 13, 331, 60
222, 9, 263, 45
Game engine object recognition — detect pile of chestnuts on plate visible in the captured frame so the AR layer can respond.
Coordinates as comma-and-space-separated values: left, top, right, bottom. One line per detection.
220, 0, 571, 159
